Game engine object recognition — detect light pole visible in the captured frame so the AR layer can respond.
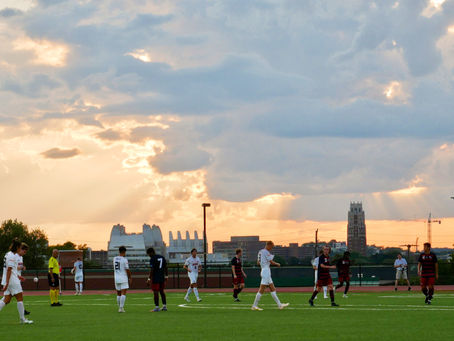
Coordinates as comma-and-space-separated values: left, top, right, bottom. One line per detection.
202, 203, 211, 288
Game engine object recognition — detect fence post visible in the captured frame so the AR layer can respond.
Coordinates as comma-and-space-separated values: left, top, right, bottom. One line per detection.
359, 264, 362, 287
177, 263, 180, 289
219, 266, 222, 288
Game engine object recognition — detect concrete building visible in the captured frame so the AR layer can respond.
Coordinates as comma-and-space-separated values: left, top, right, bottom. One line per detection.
212, 236, 266, 263
167, 230, 204, 263
107, 223, 167, 268
89, 250, 109, 268
347, 202, 367, 256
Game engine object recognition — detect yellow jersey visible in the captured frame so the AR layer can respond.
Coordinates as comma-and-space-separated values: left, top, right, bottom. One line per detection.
48, 257, 60, 274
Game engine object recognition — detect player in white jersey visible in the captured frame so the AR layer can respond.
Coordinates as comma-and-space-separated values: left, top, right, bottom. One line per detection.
251, 241, 289, 311
0, 240, 33, 324
312, 250, 328, 299
71, 257, 84, 295
183, 248, 202, 302
17, 253, 31, 315
113, 246, 132, 313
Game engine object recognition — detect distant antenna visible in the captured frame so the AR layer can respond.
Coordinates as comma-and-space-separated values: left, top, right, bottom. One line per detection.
427, 212, 441, 245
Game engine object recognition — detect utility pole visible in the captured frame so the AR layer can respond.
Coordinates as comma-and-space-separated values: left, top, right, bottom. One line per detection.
202, 203, 211, 288
427, 213, 441, 245
314, 229, 319, 258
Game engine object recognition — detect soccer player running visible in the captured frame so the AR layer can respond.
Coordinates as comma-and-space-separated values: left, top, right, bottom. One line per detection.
251, 241, 289, 311
418, 242, 438, 305
146, 247, 168, 312
394, 253, 411, 291
0, 240, 33, 324
17, 245, 31, 315
335, 251, 351, 298
71, 257, 84, 295
48, 249, 62, 306
183, 248, 202, 302
113, 246, 132, 313
231, 248, 247, 302
309, 246, 339, 307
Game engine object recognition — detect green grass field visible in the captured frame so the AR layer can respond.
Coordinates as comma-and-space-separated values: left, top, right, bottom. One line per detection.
1, 291, 454, 340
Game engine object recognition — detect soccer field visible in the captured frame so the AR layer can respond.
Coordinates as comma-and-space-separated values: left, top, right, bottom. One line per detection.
1, 291, 454, 340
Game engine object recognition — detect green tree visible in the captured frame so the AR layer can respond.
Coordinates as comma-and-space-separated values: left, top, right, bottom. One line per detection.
0, 219, 48, 269
274, 255, 287, 266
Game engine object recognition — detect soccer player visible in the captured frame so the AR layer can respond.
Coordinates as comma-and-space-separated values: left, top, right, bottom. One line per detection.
231, 248, 247, 302
71, 257, 84, 295
309, 246, 339, 307
17, 244, 31, 315
114, 246, 132, 313
183, 248, 202, 302
48, 249, 62, 306
147, 247, 168, 312
312, 250, 328, 299
335, 251, 351, 298
251, 241, 289, 311
0, 240, 33, 324
394, 253, 411, 291
418, 242, 438, 304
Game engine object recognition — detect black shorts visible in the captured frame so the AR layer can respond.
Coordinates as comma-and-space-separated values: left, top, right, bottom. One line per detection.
48, 273, 60, 288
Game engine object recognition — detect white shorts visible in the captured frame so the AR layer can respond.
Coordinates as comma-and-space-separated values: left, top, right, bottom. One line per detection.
260, 268, 273, 285
396, 270, 408, 280
115, 282, 129, 291
75, 275, 83, 283
188, 272, 198, 284
4, 280, 23, 296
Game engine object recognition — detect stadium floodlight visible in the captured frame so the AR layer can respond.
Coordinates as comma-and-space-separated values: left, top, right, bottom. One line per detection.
202, 203, 211, 288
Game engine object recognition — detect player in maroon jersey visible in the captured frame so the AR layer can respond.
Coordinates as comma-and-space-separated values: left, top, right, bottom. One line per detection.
309, 246, 339, 307
231, 249, 247, 302
335, 251, 351, 298
418, 243, 438, 304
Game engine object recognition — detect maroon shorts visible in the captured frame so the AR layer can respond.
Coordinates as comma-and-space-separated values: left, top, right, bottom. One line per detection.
317, 277, 333, 287
233, 277, 245, 286
420, 277, 435, 287
151, 282, 165, 292
338, 275, 350, 283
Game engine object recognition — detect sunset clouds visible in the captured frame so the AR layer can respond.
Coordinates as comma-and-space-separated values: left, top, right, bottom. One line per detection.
1, 0, 454, 248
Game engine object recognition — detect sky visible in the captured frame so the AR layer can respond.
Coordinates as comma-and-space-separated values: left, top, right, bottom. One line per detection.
0, 0, 454, 250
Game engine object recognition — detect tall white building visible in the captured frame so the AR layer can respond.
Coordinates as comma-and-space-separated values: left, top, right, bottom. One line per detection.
107, 223, 167, 268
347, 202, 367, 256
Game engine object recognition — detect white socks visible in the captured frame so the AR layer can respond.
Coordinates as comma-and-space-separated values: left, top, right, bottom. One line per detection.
193, 288, 200, 299
185, 287, 192, 298
17, 301, 25, 320
252, 292, 262, 307
75, 283, 79, 293
120, 295, 126, 308
270, 291, 282, 306
79, 284, 83, 293
117, 296, 121, 306
0, 299, 5, 311
324, 286, 328, 296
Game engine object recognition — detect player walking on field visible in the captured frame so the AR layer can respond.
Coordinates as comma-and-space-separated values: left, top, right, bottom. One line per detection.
0, 240, 33, 324
147, 247, 168, 312
394, 253, 411, 291
183, 249, 202, 302
17, 249, 31, 315
251, 241, 289, 311
309, 246, 339, 307
231, 248, 247, 302
418, 243, 438, 305
312, 250, 328, 299
114, 246, 132, 313
335, 251, 351, 298
48, 249, 62, 306
71, 257, 84, 295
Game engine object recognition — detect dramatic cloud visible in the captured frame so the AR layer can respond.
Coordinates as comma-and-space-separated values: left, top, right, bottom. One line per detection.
41, 147, 81, 159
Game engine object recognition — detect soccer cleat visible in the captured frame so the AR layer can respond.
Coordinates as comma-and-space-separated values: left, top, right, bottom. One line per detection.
197, 298, 202, 302
20, 318, 33, 324
324, 295, 328, 299
331, 302, 339, 307
118, 307, 125, 313
24, 310, 31, 315
55, 302, 63, 306
251, 306, 263, 311
151, 307, 160, 312
279, 303, 289, 310
308, 299, 314, 307
343, 294, 348, 298
427, 299, 432, 305
234, 298, 241, 302
74, 292, 78, 295
424, 296, 429, 304
161, 306, 167, 311
184, 296, 190, 303
394, 288, 397, 291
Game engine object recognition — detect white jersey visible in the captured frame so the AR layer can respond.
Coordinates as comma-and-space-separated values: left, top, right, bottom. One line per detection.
312, 257, 319, 268
184, 256, 201, 273
74, 260, 83, 277
17, 255, 24, 276
258, 249, 274, 269
113, 256, 129, 283
394, 258, 407, 270
1, 251, 20, 286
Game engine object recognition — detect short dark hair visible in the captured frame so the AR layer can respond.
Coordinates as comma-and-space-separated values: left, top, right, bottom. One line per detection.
235, 248, 242, 255
397, 252, 402, 256
191, 248, 197, 253
20, 242, 29, 251
147, 247, 155, 256
10, 239, 21, 253
344, 251, 350, 257
119, 246, 127, 253
424, 242, 431, 248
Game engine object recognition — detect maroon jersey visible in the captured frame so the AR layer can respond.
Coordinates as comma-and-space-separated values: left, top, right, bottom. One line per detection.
231, 256, 243, 278
337, 258, 351, 276
418, 252, 437, 278
317, 254, 332, 280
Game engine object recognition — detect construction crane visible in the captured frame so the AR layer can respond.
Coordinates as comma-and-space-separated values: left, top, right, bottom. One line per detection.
427, 213, 441, 245
399, 242, 419, 260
